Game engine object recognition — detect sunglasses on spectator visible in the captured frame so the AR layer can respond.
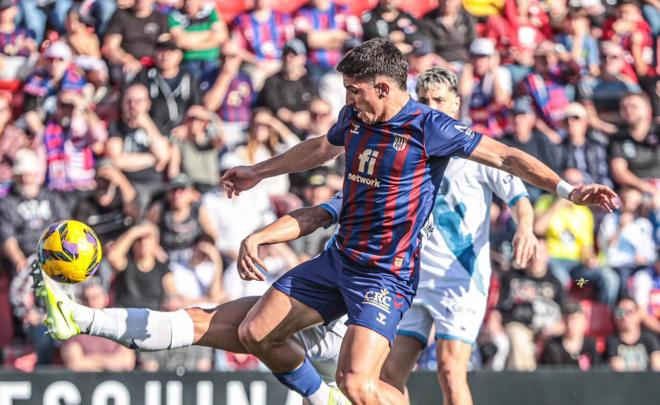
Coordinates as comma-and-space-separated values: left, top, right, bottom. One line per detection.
614, 307, 635, 319
187, 115, 210, 123
566, 115, 583, 121
47, 56, 67, 63
602, 54, 622, 61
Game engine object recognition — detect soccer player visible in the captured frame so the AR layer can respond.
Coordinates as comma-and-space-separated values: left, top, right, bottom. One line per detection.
221, 39, 617, 405
378, 67, 536, 405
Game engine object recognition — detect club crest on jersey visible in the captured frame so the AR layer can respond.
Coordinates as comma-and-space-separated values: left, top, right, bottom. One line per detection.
363, 288, 391, 313
350, 122, 360, 134
453, 124, 476, 139
392, 133, 409, 151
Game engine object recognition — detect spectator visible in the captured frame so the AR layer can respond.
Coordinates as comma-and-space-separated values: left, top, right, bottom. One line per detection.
578, 41, 641, 133
361, 0, 420, 53
541, 299, 601, 370
107, 221, 176, 309
220, 108, 300, 197
106, 84, 171, 210
609, 92, 659, 194
231, 0, 295, 89
65, 5, 109, 90
169, 235, 224, 306
169, 0, 228, 91
135, 39, 202, 136
146, 174, 218, 265
293, 0, 362, 80
534, 168, 620, 308
555, 8, 600, 77
304, 98, 335, 140
496, 240, 563, 371
519, 41, 580, 143
632, 254, 660, 336
0, 95, 43, 198
406, 37, 442, 97
0, 0, 37, 82
73, 161, 139, 244
0, 149, 69, 273
421, 0, 476, 67
43, 90, 107, 196
170, 105, 224, 192
557, 102, 612, 188
502, 97, 559, 202
60, 280, 136, 371
18, 0, 72, 44
203, 40, 255, 146
103, 0, 169, 83
22, 41, 86, 136
459, 38, 512, 139
257, 39, 317, 136
606, 296, 660, 371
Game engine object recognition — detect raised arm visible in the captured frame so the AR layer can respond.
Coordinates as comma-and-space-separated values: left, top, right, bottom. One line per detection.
469, 136, 618, 211
222, 135, 343, 198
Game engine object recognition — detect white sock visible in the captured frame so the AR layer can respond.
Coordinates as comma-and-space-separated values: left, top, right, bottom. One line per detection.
306, 381, 332, 405
73, 304, 195, 351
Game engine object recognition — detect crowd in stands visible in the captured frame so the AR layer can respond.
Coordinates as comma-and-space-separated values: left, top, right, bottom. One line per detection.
0, 0, 658, 374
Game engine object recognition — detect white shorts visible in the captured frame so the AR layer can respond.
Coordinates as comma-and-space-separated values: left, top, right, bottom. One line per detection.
397, 283, 487, 345
295, 316, 347, 383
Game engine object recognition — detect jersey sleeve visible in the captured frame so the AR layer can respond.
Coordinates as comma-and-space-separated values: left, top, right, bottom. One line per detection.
423, 110, 483, 158
482, 166, 529, 207
319, 192, 343, 226
326, 106, 353, 146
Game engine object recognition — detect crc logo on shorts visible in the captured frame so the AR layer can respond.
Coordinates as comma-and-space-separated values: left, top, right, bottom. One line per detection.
363, 288, 392, 313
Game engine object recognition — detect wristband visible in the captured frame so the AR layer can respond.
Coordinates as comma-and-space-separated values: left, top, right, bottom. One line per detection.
556, 180, 575, 200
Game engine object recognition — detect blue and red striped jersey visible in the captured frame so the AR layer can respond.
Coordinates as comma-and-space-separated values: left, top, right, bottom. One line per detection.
327, 98, 482, 282
231, 10, 295, 61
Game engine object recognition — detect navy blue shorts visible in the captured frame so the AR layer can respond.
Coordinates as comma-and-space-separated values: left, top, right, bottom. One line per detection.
273, 245, 417, 344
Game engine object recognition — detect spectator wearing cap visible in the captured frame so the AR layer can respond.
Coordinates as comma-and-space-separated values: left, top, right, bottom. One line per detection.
578, 41, 641, 134
103, 0, 169, 83
22, 41, 87, 136
134, 39, 202, 137
0, 95, 44, 198
421, 0, 476, 67
541, 299, 602, 370
293, 0, 362, 81
43, 90, 107, 198
459, 38, 512, 139
606, 296, 660, 371
170, 105, 224, 193
169, 0, 229, 92
609, 92, 659, 195
534, 168, 620, 308
0, 0, 37, 82
362, 0, 420, 54
0, 149, 69, 273
106, 84, 171, 211
519, 40, 580, 143
230, 0, 295, 89
256, 39, 317, 136
557, 102, 612, 188
18, 0, 73, 44
406, 37, 443, 97
555, 8, 600, 77
502, 97, 560, 202
146, 173, 218, 265
203, 40, 255, 147
61, 280, 136, 371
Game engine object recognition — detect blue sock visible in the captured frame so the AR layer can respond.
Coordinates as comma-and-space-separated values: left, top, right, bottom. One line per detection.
273, 357, 322, 397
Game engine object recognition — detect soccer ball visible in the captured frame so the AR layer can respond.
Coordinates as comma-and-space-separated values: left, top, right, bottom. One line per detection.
37, 220, 103, 284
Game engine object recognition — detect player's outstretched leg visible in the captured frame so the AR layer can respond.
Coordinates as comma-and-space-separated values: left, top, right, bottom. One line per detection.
336, 325, 408, 405
435, 339, 473, 405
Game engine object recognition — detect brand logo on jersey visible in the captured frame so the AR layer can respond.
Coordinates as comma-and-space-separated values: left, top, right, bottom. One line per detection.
358, 149, 378, 175
453, 124, 475, 139
350, 122, 360, 134
392, 133, 409, 151
376, 312, 388, 325
363, 288, 391, 313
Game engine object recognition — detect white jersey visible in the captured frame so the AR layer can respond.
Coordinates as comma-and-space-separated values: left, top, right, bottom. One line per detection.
420, 158, 528, 296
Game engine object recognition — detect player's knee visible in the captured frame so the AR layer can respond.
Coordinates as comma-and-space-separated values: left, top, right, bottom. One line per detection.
338, 373, 376, 405
380, 360, 406, 390
237, 319, 263, 351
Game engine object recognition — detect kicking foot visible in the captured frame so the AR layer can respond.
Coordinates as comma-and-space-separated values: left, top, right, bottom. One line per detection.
31, 260, 81, 340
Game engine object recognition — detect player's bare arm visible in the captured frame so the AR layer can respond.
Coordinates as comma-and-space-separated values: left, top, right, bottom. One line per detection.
238, 206, 334, 281
222, 135, 344, 198
469, 136, 619, 211
509, 196, 538, 268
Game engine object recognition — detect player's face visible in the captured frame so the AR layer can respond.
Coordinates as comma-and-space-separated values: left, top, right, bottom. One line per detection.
417, 84, 460, 118
343, 76, 385, 125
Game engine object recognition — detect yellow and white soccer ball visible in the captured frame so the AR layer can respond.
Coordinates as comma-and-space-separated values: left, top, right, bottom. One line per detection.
37, 220, 103, 284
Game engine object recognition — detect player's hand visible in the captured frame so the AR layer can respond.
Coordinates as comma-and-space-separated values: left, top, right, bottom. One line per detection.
569, 184, 619, 212
237, 235, 268, 281
512, 227, 538, 269
221, 166, 261, 198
